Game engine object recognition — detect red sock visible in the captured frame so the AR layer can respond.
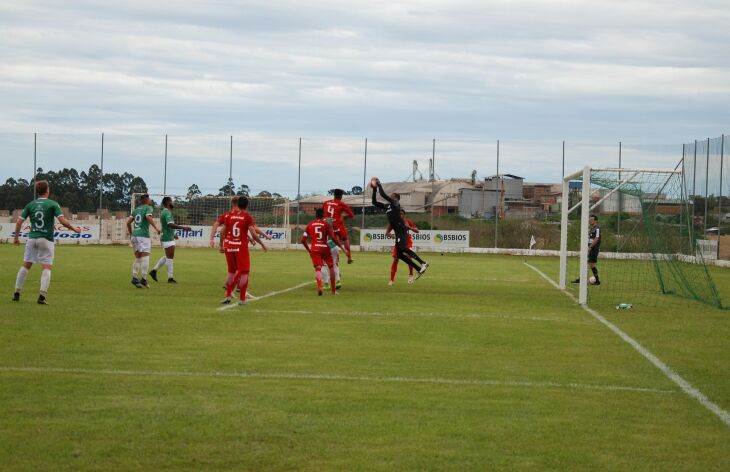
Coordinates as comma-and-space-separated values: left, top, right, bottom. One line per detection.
329, 267, 337, 293
225, 272, 235, 297
315, 269, 323, 290
390, 259, 398, 282
238, 273, 249, 301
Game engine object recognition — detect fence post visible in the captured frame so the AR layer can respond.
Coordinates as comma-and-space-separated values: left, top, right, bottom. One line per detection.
163, 134, 168, 195
361, 138, 367, 231
99, 132, 104, 243
718, 134, 724, 260
33, 132, 37, 198
617, 141, 622, 248
296, 137, 302, 242
430, 138, 435, 230
692, 139, 698, 229
229, 135, 233, 196
704, 137, 710, 234
494, 139, 500, 248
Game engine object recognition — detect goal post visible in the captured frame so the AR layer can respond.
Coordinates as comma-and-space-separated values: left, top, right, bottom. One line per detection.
130, 193, 291, 247
559, 166, 723, 309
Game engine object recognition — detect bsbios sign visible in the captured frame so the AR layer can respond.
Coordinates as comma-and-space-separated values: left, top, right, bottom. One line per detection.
360, 229, 469, 250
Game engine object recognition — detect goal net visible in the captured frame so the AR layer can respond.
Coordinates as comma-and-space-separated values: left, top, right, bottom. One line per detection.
130, 194, 291, 247
559, 167, 723, 309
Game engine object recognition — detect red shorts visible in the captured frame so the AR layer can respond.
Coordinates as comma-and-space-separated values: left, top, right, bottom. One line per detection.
392, 239, 413, 257
225, 248, 250, 274
309, 246, 334, 268
333, 221, 348, 240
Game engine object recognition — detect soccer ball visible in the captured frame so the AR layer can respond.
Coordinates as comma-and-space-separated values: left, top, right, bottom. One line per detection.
589, 276, 597, 285
369, 176, 379, 188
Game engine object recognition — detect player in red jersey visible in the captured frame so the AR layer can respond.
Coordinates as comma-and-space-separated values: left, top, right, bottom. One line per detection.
323, 189, 354, 264
219, 196, 268, 305
301, 208, 345, 296
386, 209, 419, 285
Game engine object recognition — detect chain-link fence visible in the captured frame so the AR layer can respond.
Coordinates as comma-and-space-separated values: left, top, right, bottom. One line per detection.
1, 133, 727, 256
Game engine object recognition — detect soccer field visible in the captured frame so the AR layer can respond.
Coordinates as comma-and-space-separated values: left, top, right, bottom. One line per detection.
1, 245, 728, 470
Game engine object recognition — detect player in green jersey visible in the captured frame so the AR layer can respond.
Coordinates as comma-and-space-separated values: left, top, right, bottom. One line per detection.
150, 196, 192, 284
12, 180, 81, 305
126, 194, 161, 288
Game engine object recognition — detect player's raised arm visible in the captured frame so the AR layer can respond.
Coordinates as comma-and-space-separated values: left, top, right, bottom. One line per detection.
376, 181, 395, 205
248, 227, 268, 252
406, 219, 419, 233
13, 215, 26, 245
146, 214, 161, 235
57, 215, 81, 234
254, 225, 272, 240
371, 182, 387, 209
342, 202, 354, 219
300, 230, 311, 253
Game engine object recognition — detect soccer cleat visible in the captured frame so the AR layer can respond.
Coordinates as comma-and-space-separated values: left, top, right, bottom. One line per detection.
388, 280, 394, 286
335, 281, 342, 290
168, 278, 177, 284
323, 282, 330, 290
408, 275, 414, 284
318, 289, 323, 296
149, 269, 158, 282
347, 258, 353, 264
220, 297, 232, 304
415, 263, 429, 280
140, 279, 150, 288
37, 295, 47, 305
238, 300, 246, 306
12, 292, 20, 302
131, 277, 143, 288
571, 278, 580, 284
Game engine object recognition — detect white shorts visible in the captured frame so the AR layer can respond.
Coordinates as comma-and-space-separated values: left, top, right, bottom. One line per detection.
162, 240, 176, 249
24, 238, 55, 265
131, 236, 152, 253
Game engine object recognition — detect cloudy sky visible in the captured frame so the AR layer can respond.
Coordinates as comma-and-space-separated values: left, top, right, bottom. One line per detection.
1, 0, 729, 196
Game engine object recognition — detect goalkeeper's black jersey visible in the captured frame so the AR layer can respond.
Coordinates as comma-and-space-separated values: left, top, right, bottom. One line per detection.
589, 225, 601, 249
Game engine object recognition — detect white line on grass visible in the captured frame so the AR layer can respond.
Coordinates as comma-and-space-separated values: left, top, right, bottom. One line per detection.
248, 309, 592, 324
0, 366, 674, 395
524, 261, 730, 427
217, 281, 312, 311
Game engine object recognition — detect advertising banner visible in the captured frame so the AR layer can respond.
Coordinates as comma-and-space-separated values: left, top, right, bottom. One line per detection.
172, 226, 290, 247
0, 223, 100, 244
360, 229, 469, 250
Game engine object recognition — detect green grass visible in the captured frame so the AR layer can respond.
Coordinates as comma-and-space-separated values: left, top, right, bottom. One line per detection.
0, 245, 728, 471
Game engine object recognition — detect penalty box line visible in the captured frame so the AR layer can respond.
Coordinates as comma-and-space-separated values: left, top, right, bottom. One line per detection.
217, 281, 313, 312
0, 366, 674, 395
523, 261, 730, 428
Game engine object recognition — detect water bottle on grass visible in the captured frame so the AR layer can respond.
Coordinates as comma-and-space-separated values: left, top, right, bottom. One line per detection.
616, 303, 633, 310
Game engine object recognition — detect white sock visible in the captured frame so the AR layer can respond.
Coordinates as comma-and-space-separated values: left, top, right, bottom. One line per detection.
40, 269, 51, 296
165, 258, 174, 278
334, 265, 340, 282
140, 256, 149, 279
132, 258, 140, 278
322, 266, 330, 283
153, 256, 166, 271
15, 266, 29, 292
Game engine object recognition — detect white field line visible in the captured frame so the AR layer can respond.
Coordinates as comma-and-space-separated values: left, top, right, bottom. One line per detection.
0, 366, 674, 395
249, 309, 592, 324
218, 282, 312, 311
524, 262, 730, 428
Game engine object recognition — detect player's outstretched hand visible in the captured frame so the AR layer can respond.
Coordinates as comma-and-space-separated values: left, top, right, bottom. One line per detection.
174, 235, 179, 240
73, 226, 82, 234
183, 226, 192, 231
209, 240, 216, 248
260, 243, 268, 252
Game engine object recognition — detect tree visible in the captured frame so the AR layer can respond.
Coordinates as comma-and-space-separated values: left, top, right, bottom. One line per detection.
187, 184, 202, 199
236, 184, 250, 197
257, 190, 272, 197
218, 177, 235, 197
